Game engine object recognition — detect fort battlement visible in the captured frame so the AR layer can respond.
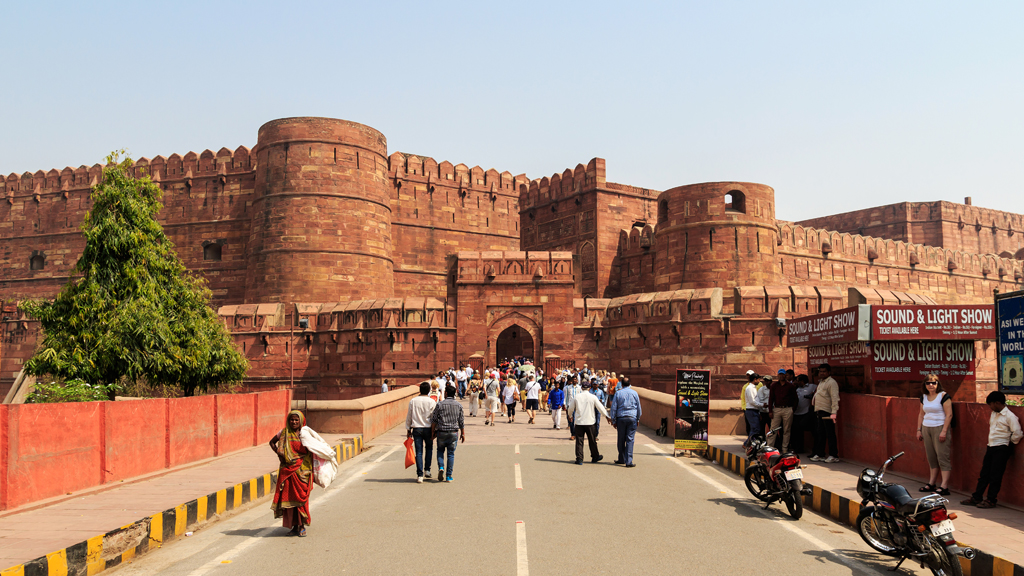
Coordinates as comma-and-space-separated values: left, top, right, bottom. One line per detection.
2, 116, 1023, 403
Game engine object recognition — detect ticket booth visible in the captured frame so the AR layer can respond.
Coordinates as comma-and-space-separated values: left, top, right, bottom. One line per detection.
786, 304, 995, 400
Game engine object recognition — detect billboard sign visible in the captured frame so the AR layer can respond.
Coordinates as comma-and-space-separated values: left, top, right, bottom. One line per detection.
871, 305, 995, 341
674, 369, 710, 452
996, 290, 1024, 393
786, 305, 870, 347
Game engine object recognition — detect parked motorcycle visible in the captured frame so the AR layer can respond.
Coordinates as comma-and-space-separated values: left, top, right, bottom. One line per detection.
855, 451, 975, 576
744, 427, 810, 519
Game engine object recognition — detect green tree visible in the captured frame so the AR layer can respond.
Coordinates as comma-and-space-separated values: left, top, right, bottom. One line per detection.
22, 152, 249, 399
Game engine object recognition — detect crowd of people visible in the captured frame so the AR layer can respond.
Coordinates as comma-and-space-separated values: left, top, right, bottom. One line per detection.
403, 358, 644, 480
741, 362, 1022, 509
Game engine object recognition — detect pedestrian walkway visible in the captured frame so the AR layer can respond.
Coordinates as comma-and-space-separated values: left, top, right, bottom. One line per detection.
0, 433, 355, 570
709, 435, 1024, 568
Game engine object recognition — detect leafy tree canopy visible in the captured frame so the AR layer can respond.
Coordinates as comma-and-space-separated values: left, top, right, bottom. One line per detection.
22, 151, 249, 398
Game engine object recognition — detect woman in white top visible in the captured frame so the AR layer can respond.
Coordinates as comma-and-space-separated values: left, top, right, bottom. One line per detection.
916, 374, 953, 495
502, 379, 519, 423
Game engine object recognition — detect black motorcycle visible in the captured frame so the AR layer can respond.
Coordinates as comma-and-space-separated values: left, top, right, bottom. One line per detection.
855, 451, 975, 576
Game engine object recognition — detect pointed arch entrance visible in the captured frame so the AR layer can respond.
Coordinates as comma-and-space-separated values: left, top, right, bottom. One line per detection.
495, 324, 535, 363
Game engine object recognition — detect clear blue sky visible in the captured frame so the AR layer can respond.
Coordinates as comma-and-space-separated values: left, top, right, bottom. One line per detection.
2, 1, 1022, 222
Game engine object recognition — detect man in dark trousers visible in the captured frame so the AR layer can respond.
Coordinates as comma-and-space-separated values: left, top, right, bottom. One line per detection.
961, 391, 1022, 508
567, 381, 610, 464
430, 385, 466, 482
609, 377, 642, 467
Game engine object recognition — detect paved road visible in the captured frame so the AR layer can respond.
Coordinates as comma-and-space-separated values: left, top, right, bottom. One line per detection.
114, 428, 940, 576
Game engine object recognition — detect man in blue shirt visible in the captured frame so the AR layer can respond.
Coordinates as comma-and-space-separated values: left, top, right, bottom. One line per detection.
547, 382, 565, 429
591, 379, 607, 440
609, 377, 642, 467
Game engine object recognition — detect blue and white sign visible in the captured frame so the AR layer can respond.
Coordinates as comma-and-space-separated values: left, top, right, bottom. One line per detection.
996, 290, 1024, 393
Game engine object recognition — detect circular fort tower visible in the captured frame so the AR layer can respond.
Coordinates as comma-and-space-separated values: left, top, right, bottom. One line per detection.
245, 117, 394, 303
654, 182, 780, 290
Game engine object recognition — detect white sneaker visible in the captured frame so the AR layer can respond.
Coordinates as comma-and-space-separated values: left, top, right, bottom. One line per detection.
824, 456, 841, 463
809, 455, 822, 462
417, 476, 424, 483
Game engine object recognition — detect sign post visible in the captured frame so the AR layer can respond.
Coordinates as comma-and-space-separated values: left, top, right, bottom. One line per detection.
674, 369, 710, 457
996, 290, 1024, 394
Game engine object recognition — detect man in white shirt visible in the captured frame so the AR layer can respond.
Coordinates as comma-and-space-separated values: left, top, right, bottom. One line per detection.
962, 391, 1023, 508
567, 381, 611, 464
381, 379, 389, 394
406, 382, 438, 483
523, 375, 541, 424
455, 368, 468, 400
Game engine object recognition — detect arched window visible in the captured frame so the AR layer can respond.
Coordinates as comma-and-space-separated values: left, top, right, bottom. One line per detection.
30, 253, 45, 270
725, 191, 746, 214
203, 241, 223, 261
658, 200, 668, 223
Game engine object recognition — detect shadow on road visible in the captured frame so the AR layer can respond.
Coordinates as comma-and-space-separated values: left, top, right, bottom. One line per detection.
533, 457, 587, 465
802, 548, 908, 575
222, 528, 287, 538
363, 478, 418, 483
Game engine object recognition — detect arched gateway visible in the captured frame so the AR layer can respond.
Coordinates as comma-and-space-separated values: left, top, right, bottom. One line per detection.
495, 324, 535, 363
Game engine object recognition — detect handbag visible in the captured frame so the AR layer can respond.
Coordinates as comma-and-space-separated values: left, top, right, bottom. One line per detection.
404, 437, 415, 469
478, 390, 486, 400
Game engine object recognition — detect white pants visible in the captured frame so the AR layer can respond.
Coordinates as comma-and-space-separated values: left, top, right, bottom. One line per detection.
469, 398, 479, 416
551, 408, 562, 428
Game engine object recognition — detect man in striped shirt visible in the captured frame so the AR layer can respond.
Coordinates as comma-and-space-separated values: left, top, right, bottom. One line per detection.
431, 385, 466, 482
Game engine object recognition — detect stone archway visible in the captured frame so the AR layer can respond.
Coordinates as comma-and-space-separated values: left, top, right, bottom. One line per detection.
488, 312, 542, 367
495, 324, 535, 363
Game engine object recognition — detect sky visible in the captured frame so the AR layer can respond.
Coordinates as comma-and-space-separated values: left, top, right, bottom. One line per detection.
2, 1, 1022, 222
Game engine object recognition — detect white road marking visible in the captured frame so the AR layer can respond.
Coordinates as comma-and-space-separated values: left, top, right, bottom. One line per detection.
646, 444, 871, 574
374, 444, 402, 463
516, 520, 529, 576
514, 463, 523, 490
182, 446, 393, 575
515, 444, 520, 454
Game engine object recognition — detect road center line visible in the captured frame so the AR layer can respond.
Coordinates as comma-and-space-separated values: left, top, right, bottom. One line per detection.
514, 463, 523, 490
645, 444, 872, 574
515, 444, 520, 454
516, 521, 529, 576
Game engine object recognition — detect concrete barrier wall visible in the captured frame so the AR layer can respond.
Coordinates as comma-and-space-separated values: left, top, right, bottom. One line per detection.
299, 385, 419, 441
836, 393, 1024, 507
0, 390, 291, 511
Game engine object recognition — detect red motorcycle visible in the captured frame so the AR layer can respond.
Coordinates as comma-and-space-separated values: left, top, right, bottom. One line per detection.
744, 427, 810, 519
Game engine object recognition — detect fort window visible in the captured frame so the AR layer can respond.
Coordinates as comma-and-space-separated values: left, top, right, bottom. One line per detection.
30, 253, 45, 270
724, 191, 746, 214
203, 243, 222, 261
658, 200, 668, 223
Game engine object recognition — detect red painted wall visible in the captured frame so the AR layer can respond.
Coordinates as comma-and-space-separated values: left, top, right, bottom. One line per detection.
216, 394, 255, 455
0, 391, 290, 511
257, 389, 290, 444
104, 398, 167, 483
5, 402, 104, 509
168, 396, 216, 467
837, 393, 1024, 506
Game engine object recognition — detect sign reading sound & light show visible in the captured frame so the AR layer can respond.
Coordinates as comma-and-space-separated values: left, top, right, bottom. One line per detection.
785, 305, 869, 347
674, 369, 710, 452
996, 290, 1024, 393
871, 305, 995, 340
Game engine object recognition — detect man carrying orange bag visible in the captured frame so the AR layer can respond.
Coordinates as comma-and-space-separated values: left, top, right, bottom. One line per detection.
406, 382, 438, 483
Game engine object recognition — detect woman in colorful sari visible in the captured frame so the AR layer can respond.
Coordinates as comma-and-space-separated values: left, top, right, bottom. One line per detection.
269, 410, 314, 536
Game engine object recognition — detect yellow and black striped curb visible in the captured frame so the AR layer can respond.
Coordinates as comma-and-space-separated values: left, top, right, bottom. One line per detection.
1, 436, 362, 576
704, 445, 1024, 576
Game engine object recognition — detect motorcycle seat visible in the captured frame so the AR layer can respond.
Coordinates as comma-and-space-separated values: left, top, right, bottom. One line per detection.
767, 454, 782, 467
883, 484, 936, 515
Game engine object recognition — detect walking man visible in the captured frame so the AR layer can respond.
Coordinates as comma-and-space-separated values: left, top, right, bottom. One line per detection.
406, 382, 438, 482
431, 385, 465, 482
381, 379, 389, 394
548, 382, 565, 429
567, 381, 610, 464
609, 377, 642, 467
564, 377, 582, 438
523, 374, 541, 424
455, 367, 468, 400
961, 391, 1022, 508
591, 379, 607, 440
811, 363, 841, 463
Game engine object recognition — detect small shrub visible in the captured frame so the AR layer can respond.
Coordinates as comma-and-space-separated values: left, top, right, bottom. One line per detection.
27, 379, 118, 403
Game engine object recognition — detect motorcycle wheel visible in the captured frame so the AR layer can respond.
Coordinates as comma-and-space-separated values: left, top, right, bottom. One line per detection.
924, 535, 964, 576
744, 465, 772, 502
856, 506, 900, 556
784, 479, 803, 520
